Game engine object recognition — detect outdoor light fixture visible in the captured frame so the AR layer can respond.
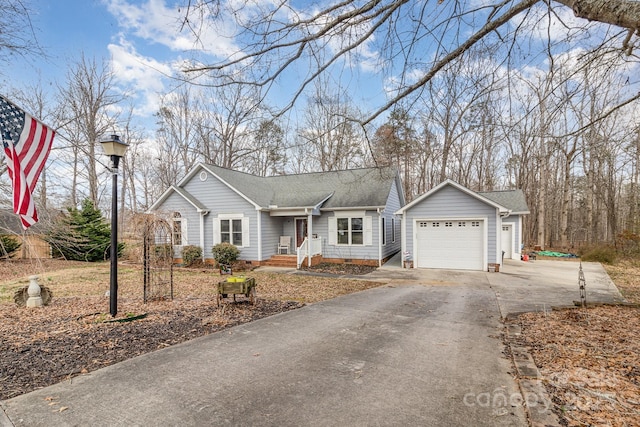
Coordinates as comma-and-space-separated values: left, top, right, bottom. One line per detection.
100, 134, 129, 317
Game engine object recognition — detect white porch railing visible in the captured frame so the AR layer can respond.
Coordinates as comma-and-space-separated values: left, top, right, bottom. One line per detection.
296, 237, 322, 268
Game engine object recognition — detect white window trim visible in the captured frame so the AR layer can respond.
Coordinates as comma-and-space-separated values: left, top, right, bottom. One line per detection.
382, 217, 386, 246
329, 215, 372, 246
392, 218, 396, 243
213, 214, 249, 248
172, 214, 187, 247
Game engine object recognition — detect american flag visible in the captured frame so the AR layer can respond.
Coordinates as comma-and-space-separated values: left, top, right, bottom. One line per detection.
0, 95, 55, 229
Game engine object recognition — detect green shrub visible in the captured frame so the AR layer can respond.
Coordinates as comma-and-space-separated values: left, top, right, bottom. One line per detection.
580, 246, 617, 264
211, 242, 240, 267
0, 235, 21, 258
182, 245, 202, 266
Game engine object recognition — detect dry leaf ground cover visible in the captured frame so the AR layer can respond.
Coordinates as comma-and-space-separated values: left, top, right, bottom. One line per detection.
512, 261, 640, 426
0, 259, 382, 400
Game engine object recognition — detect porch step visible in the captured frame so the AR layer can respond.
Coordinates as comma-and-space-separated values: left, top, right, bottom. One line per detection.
263, 255, 297, 268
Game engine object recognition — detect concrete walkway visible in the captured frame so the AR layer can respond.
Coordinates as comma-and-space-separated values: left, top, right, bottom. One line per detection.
1, 259, 625, 427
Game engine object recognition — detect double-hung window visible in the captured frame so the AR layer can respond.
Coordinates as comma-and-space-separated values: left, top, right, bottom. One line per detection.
214, 215, 249, 248
220, 218, 243, 246
172, 212, 186, 246
337, 217, 364, 245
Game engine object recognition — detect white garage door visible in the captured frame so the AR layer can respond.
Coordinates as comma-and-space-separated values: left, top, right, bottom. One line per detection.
416, 219, 484, 270
501, 224, 513, 259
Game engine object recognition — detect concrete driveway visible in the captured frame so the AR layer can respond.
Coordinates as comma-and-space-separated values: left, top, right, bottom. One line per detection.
367, 258, 626, 317
1, 260, 624, 427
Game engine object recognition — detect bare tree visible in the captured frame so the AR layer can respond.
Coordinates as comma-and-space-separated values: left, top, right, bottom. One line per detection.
198, 81, 266, 169
182, 0, 640, 129
57, 54, 121, 207
296, 81, 366, 172
371, 107, 420, 200
240, 119, 288, 176
155, 87, 200, 187
0, 0, 42, 65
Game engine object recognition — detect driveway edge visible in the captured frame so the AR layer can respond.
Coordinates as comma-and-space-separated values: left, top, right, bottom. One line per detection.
0, 402, 14, 427
504, 322, 561, 427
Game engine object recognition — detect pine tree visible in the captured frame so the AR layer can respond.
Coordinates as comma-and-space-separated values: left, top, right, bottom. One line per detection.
46, 199, 122, 262
0, 235, 21, 258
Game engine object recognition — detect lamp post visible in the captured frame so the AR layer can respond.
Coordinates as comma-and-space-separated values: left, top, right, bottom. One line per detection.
100, 134, 129, 317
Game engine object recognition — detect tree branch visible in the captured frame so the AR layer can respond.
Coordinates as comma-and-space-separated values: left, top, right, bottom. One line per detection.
554, 0, 640, 30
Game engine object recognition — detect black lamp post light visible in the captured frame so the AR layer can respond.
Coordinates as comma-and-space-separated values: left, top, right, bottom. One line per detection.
100, 134, 129, 317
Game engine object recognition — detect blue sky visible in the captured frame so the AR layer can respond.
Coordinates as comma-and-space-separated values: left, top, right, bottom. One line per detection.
3, 1, 194, 127
3, 0, 638, 136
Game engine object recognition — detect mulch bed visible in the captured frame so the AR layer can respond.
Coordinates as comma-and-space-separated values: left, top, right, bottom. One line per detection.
301, 262, 377, 275
0, 296, 302, 400
511, 306, 640, 426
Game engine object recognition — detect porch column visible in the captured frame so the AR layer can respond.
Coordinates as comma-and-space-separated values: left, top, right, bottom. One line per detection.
307, 213, 313, 267
199, 210, 206, 261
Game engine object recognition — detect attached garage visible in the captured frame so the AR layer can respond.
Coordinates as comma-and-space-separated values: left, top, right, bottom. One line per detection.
396, 180, 529, 272
415, 219, 485, 270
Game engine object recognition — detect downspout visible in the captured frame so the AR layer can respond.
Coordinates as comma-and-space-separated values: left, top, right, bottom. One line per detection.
256, 207, 262, 263
377, 208, 383, 267
306, 208, 313, 267
402, 211, 408, 268
198, 209, 209, 262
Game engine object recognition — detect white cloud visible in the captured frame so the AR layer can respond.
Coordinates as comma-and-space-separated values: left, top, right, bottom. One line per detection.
103, 0, 239, 58
512, 2, 605, 44
108, 37, 173, 116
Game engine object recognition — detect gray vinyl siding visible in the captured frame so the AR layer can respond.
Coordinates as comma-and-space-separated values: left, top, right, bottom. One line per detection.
182, 170, 259, 261
262, 213, 286, 258
152, 191, 200, 258
321, 210, 379, 262
152, 165, 404, 264
403, 186, 499, 264
382, 180, 402, 259
502, 215, 522, 253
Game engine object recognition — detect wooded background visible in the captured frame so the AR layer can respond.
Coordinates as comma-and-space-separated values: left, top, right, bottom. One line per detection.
1, 0, 640, 251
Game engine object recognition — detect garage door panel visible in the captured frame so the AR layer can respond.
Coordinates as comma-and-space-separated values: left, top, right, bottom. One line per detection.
416, 220, 484, 270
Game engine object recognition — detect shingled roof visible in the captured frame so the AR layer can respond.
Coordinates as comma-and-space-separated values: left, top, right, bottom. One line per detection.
169, 164, 402, 211
478, 189, 530, 214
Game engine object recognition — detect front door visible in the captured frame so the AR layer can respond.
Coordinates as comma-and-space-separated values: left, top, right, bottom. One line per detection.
295, 218, 308, 248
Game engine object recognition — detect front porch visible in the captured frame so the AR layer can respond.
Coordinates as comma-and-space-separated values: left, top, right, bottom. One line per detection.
262, 233, 323, 269
262, 254, 323, 268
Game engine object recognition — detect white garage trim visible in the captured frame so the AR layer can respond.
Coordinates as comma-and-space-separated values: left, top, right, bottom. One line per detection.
412, 217, 487, 271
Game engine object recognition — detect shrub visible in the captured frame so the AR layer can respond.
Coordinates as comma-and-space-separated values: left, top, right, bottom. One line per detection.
211, 242, 240, 267
580, 246, 617, 264
616, 230, 640, 257
182, 245, 202, 266
0, 235, 21, 258
154, 244, 172, 261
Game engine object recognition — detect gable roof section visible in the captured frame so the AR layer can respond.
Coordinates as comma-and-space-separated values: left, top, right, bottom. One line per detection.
198, 164, 400, 210
148, 185, 208, 212
395, 179, 511, 215
478, 189, 530, 215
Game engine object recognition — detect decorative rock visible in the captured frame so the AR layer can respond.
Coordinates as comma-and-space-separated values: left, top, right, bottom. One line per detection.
26, 275, 43, 307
